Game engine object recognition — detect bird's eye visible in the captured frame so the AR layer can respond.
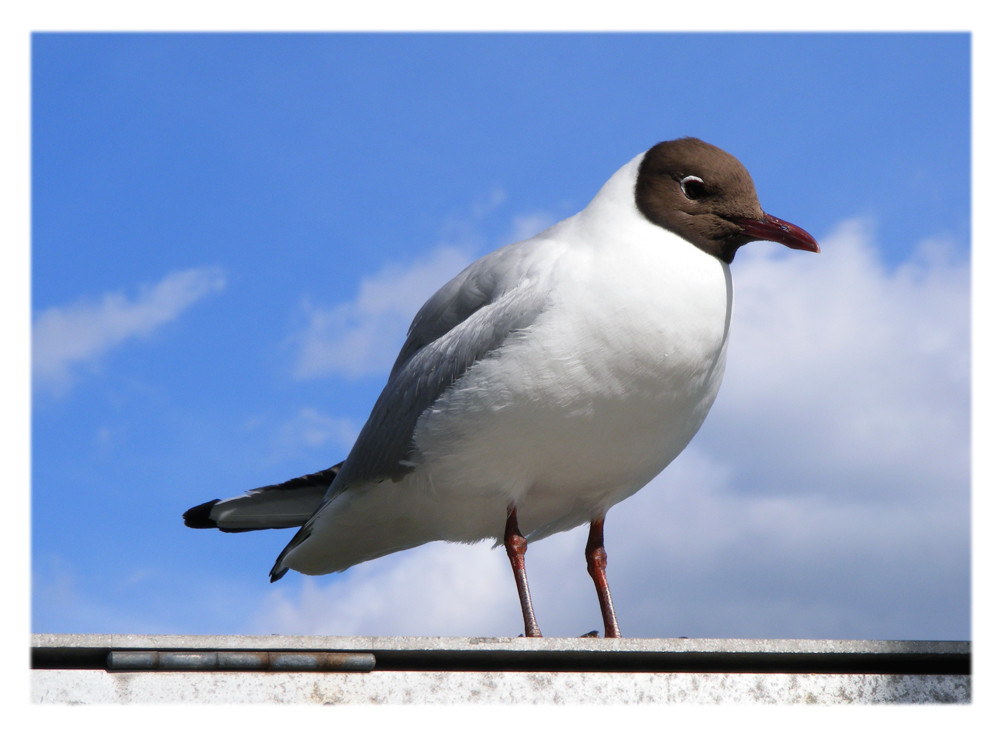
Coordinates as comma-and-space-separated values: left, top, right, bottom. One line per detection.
680, 175, 707, 200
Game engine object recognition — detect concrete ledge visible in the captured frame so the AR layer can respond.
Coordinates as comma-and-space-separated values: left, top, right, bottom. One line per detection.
31, 634, 971, 704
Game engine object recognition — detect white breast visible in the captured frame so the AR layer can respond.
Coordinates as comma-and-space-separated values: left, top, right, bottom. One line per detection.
411, 223, 733, 542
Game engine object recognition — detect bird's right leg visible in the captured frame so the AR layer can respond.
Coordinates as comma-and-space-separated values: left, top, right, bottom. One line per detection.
504, 506, 542, 637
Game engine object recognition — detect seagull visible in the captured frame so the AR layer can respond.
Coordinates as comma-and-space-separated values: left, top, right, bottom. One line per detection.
184, 137, 819, 638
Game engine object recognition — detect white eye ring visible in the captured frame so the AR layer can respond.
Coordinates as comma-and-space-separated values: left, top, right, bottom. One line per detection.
680, 175, 706, 199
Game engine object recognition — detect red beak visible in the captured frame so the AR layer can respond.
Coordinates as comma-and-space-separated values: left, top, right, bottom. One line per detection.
734, 213, 820, 253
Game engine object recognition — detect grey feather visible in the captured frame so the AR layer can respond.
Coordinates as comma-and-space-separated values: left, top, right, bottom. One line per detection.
331, 243, 552, 491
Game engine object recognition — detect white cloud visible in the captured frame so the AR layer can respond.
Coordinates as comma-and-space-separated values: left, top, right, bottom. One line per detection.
254, 217, 970, 640
263, 407, 359, 466
33, 267, 227, 394
505, 210, 558, 245
254, 541, 519, 637
715, 218, 969, 502
289, 246, 474, 380
288, 207, 558, 381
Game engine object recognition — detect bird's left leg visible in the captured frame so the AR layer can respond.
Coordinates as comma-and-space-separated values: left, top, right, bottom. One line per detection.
585, 516, 622, 638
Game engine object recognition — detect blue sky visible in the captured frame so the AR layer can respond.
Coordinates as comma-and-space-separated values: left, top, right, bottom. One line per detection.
30, 32, 971, 640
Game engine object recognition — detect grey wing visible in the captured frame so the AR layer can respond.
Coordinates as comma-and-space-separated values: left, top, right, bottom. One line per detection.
269, 244, 554, 581
388, 251, 510, 375
332, 244, 551, 491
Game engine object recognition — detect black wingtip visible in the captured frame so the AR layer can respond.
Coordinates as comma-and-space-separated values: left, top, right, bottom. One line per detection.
183, 499, 221, 529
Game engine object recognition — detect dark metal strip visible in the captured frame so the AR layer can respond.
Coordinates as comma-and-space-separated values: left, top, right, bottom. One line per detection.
103, 650, 376, 672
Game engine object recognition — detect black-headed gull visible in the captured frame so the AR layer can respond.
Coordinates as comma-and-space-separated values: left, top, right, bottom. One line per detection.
185, 137, 819, 637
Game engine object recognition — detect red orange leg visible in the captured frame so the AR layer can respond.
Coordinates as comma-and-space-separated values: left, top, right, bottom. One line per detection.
586, 516, 622, 638
504, 506, 542, 638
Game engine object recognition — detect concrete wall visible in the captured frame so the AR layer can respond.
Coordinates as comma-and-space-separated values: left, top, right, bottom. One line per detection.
31, 634, 970, 705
